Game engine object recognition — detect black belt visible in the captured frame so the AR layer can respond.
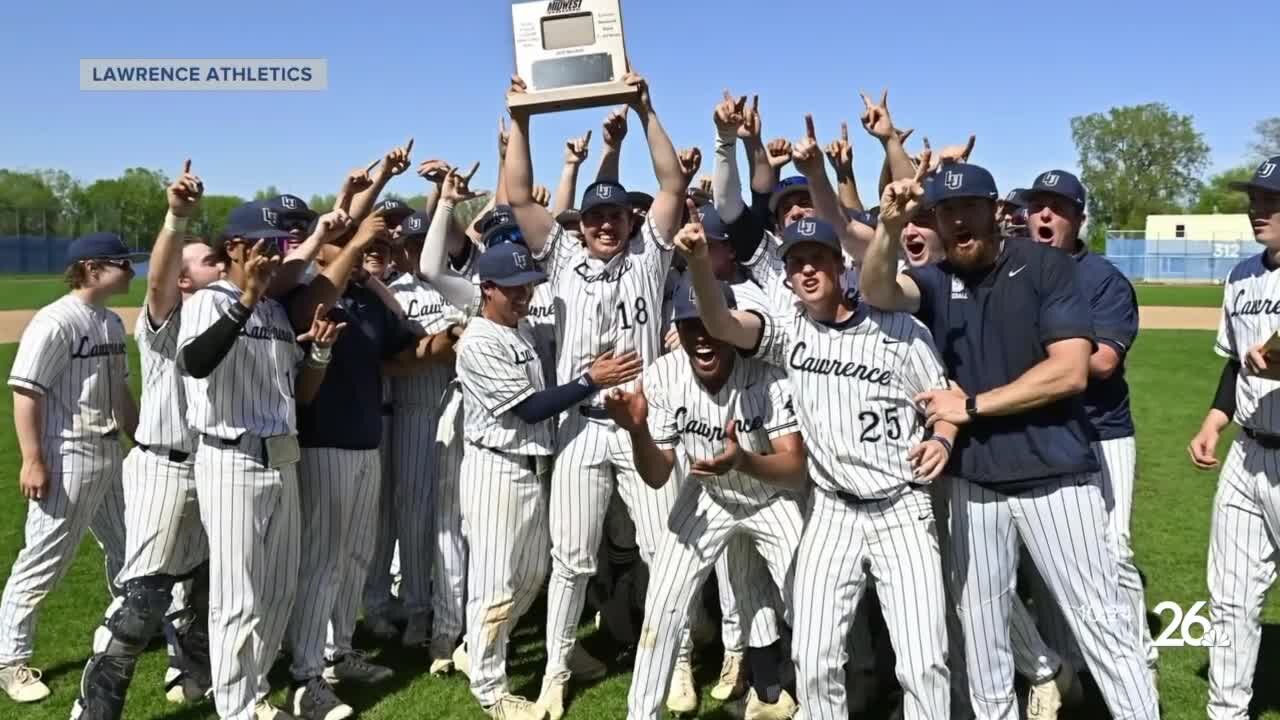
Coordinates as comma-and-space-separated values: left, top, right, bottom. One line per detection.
137, 443, 191, 464
476, 444, 539, 474
203, 434, 270, 465
1244, 427, 1280, 450
579, 405, 610, 420
835, 490, 883, 506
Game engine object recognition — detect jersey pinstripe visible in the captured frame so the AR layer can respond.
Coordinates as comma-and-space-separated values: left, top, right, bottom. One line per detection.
456, 316, 553, 455
177, 280, 303, 438
528, 281, 560, 385
534, 215, 674, 406
752, 303, 947, 498
8, 295, 128, 439
388, 273, 459, 408
133, 303, 196, 452
644, 352, 799, 508
1214, 252, 1280, 433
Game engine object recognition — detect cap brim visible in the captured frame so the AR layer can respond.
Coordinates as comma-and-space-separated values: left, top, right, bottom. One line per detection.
777, 237, 841, 259
769, 185, 811, 213
485, 270, 546, 287
240, 228, 293, 240
1025, 188, 1082, 207
1228, 180, 1269, 192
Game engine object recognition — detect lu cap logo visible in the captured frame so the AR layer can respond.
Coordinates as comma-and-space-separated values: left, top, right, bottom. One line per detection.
597, 184, 612, 200
262, 207, 279, 225
513, 251, 529, 270
281, 196, 298, 209
409, 217, 422, 231
797, 219, 816, 237
1261, 162, 1277, 179
945, 171, 963, 190
1041, 173, 1060, 187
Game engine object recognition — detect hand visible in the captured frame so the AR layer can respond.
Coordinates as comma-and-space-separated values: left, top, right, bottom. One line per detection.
691, 420, 742, 477
895, 127, 915, 145
697, 176, 714, 196
296, 303, 347, 348
664, 327, 682, 352
907, 437, 951, 482
241, 240, 282, 306
926, 134, 976, 166
604, 379, 649, 433
623, 72, 652, 114
915, 383, 970, 428
1187, 425, 1222, 469
738, 94, 761, 142
416, 159, 453, 186
565, 130, 592, 166
441, 162, 481, 204
497, 116, 511, 161
506, 75, 530, 118
315, 208, 352, 242
376, 138, 414, 180
859, 88, 895, 141
677, 147, 703, 185
342, 167, 374, 196
532, 184, 551, 208
350, 213, 391, 251
1245, 343, 1279, 376
879, 149, 931, 227
18, 458, 48, 501
588, 350, 644, 388
791, 115, 824, 177
714, 90, 748, 135
167, 159, 204, 217
824, 122, 854, 176
673, 199, 709, 260
603, 106, 630, 148
766, 138, 793, 170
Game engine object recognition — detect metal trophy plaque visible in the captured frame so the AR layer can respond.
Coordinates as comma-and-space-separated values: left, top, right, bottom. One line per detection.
510, 0, 638, 114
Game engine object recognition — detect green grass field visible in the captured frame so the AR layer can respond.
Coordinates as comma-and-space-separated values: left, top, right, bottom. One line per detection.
0, 330, 1274, 719
1133, 284, 1224, 308
0, 275, 145, 312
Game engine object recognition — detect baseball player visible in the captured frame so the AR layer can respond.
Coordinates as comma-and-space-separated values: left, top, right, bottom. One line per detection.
504, 72, 696, 718
456, 238, 641, 719
1186, 155, 1280, 720
1023, 169, 1155, 680
996, 189, 1028, 238
608, 274, 808, 720
860, 160, 1157, 719
684, 214, 956, 719
176, 202, 339, 720
1, 233, 136, 704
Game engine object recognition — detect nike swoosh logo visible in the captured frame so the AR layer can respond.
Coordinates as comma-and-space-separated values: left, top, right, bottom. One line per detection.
744, 383, 756, 390
1009, 265, 1027, 277
882, 338, 902, 345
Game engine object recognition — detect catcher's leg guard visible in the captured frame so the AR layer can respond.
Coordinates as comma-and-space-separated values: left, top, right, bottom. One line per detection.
73, 576, 176, 719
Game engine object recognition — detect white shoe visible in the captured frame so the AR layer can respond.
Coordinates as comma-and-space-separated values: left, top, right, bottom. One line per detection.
711, 650, 746, 701
665, 660, 698, 716
483, 693, 546, 720
364, 614, 399, 641
452, 642, 471, 679
0, 663, 50, 703
744, 688, 798, 720
401, 613, 430, 647
534, 677, 566, 720
428, 637, 456, 675
254, 699, 295, 719
566, 645, 607, 681
1027, 663, 1076, 720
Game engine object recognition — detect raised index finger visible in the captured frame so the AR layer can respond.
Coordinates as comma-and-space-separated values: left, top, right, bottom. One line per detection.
804, 114, 816, 140
583, 129, 593, 146
685, 197, 700, 220
405, 137, 414, 156
913, 150, 932, 183
463, 161, 481, 183
859, 91, 872, 110
962, 134, 976, 160
182, 158, 191, 175
841, 122, 849, 142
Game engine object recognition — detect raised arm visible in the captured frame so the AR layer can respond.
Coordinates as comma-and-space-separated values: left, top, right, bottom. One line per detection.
860, 90, 915, 182
712, 92, 750, 222
596, 107, 628, 183
627, 72, 689, 242
420, 169, 483, 312
825, 122, 863, 212
148, 160, 204, 323
271, 208, 352, 296
349, 139, 413, 222
504, 76, 556, 254
861, 157, 929, 313
554, 130, 591, 215
677, 202, 764, 350
604, 379, 676, 488
416, 159, 452, 219
288, 213, 387, 331
793, 115, 870, 261
293, 305, 345, 406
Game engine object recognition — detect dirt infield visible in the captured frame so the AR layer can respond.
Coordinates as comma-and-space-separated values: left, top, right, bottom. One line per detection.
0, 305, 1220, 344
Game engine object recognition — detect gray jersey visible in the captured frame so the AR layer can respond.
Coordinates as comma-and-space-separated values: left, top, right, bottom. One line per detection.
645, 351, 799, 508
1215, 252, 1280, 433
133, 303, 196, 452
178, 280, 303, 439
753, 303, 947, 498
534, 216, 674, 408
8, 294, 128, 440
457, 316, 553, 456
388, 273, 459, 408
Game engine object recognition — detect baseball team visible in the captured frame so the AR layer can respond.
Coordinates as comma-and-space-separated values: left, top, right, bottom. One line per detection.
4, 71, 1280, 720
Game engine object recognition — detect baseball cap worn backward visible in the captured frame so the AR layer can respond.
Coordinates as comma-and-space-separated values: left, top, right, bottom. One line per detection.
777, 217, 842, 259
475, 204, 518, 236
931, 163, 1000, 205
477, 242, 546, 287
65, 232, 138, 266
581, 181, 631, 213
222, 201, 292, 241
1028, 171, 1086, 209
399, 211, 431, 239
1229, 156, 1280, 194
769, 176, 811, 213
266, 194, 318, 221
695, 203, 730, 242
671, 276, 737, 323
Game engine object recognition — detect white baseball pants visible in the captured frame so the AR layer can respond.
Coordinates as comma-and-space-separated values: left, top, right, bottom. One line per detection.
432, 384, 468, 645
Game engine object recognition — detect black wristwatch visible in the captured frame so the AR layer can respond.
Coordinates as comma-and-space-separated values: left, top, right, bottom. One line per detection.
965, 395, 979, 419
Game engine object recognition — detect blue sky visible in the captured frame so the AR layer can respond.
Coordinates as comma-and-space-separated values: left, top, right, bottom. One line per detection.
1, 0, 1276, 206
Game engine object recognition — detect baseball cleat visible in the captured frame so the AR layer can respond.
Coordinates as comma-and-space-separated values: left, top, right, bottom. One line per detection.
665, 659, 699, 716
743, 688, 799, 720
428, 637, 456, 675
482, 693, 546, 720
566, 645, 607, 681
364, 615, 399, 642
0, 663, 50, 703
323, 651, 394, 685
164, 667, 211, 703
534, 677, 566, 720
254, 699, 297, 720
711, 650, 746, 701
401, 613, 430, 648
452, 642, 472, 679
290, 677, 353, 720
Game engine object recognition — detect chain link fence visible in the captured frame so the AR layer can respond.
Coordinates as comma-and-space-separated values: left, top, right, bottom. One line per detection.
1105, 230, 1255, 284
0, 207, 177, 274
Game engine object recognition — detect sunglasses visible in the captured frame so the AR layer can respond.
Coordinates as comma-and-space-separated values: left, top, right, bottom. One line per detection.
278, 217, 311, 233
94, 258, 133, 271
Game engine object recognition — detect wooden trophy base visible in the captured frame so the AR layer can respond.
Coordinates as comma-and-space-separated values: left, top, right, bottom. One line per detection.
508, 81, 639, 115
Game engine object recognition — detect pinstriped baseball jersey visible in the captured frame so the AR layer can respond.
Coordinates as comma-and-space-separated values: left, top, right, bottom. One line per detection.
388, 273, 460, 408
8, 294, 128, 440
527, 280, 560, 384
133, 304, 196, 452
730, 276, 771, 315
644, 352, 799, 508
750, 302, 947, 498
177, 280, 303, 438
534, 215, 673, 405
1215, 252, 1280, 433
456, 316, 553, 455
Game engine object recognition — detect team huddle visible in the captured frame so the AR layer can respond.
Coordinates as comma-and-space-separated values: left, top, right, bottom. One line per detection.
4, 70, 1280, 720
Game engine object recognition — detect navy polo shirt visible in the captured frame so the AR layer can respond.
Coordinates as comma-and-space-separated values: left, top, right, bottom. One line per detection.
296, 284, 417, 450
905, 238, 1100, 491
1072, 248, 1138, 440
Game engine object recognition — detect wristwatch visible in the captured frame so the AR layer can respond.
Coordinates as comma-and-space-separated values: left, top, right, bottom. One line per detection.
965, 395, 979, 419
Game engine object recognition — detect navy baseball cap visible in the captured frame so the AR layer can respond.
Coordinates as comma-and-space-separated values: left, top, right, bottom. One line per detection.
694, 204, 730, 242
373, 198, 415, 223
476, 241, 545, 287
627, 191, 654, 211
581, 181, 631, 213
671, 277, 736, 323
65, 232, 139, 266
777, 217, 841, 259
769, 176, 811, 213
265, 194, 317, 222
931, 164, 1000, 206
475, 204, 518, 235
1000, 188, 1028, 208
482, 223, 528, 249
1027, 171, 1086, 209
222, 202, 292, 240
399, 212, 431, 239
1230, 156, 1280, 194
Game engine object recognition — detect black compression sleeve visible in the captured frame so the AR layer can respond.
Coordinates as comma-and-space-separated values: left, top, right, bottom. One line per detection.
181, 302, 252, 379
511, 374, 598, 424
1212, 358, 1239, 417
